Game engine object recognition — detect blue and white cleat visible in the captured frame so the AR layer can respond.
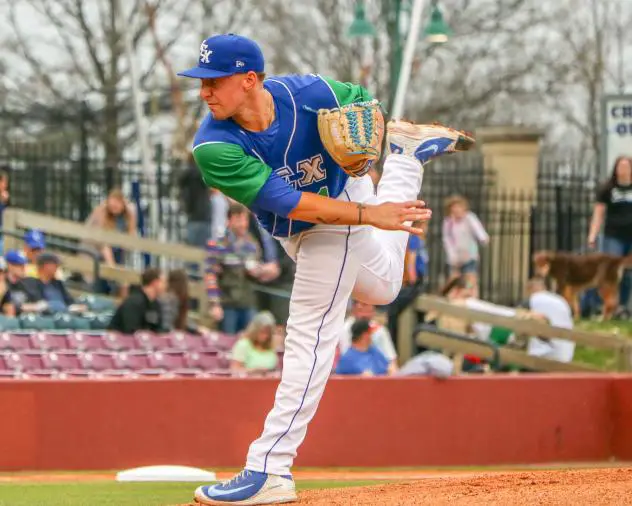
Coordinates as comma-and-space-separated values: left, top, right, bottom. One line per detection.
194, 469, 297, 505
386, 120, 475, 165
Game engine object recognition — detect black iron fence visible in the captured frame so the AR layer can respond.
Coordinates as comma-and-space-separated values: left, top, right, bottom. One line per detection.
0, 141, 602, 306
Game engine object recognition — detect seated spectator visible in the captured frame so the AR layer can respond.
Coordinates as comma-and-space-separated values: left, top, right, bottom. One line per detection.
336, 319, 393, 376
0, 167, 10, 253
0, 258, 15, 316
108, 268, 165, 334
2, 250, 44, 314
207, 204, 272, 334
23, 229, 46, 277
340, 300, 398, 372
15, 253, 85, 314
525, 277, 575, 363
230, 311, 278, 374
160, 269, 206, 334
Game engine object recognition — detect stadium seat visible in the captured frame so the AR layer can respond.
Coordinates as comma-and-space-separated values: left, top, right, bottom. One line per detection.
42, 351, 83, 372
0, 332, 36, 351
167, 332, 206, 351
0, 315, 21, 331
103, 333, 138, 351
113, 351, 153, 371
67, 332, 107, 351
79, 351, 117, 372
20, 314, 57, 331
31, 332, 71, 350
203, 332, 238, 351
78, 294, 117, 313
90, 313, 112, 330
54, 313, 93, 331
148, 350, 189, 370
4, 351, 49, 372
135, 332, 170, 351
185, 350, 221, 371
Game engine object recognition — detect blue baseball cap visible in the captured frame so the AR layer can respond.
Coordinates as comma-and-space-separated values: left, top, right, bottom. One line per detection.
24, 229, 46, 249
5, 249, 27, 265
177, 34, 264, 79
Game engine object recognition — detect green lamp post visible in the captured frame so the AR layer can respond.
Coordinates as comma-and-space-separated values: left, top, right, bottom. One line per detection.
423, 0, 451, 44
347, 2, 377, 38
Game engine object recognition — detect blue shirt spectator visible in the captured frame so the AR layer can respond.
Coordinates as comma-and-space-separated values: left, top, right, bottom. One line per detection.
335, 319, 391, 376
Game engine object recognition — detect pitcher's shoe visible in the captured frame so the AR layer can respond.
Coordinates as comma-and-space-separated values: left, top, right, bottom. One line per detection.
386, 120, 475, 164
194, 469, 297, 505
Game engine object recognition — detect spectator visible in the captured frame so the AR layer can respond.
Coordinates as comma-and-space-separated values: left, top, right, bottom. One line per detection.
23, 229, 46, 277
336, 319, 393, 376
442, 195, 489, 298
85, 188, 137, 266
206, 203, 270, 334
341, 300, 398, 372
179, 153, 213, 249
4, 250, 27, 290
0, 258, 15, 316
230, 311, 278, 374
0, 167, 10, 253
525, 276, 575, 363
108, 268, 165, 334
15, 253, 85, 314
160, 268, 206, 334
588, 156, 632, 317
1, 250, 41, 314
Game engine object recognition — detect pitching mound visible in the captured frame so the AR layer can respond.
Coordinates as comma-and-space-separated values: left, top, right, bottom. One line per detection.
298, 468, 632, 505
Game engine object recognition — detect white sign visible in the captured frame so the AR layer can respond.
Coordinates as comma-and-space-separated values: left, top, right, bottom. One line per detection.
602, 94, 632, 177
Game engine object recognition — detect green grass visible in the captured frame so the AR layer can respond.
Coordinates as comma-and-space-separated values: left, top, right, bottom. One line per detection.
573, 320, 632, 370
0, 480, 386, 506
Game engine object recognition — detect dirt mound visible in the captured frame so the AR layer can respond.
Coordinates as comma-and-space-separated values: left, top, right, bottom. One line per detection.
298, 468, 632, 505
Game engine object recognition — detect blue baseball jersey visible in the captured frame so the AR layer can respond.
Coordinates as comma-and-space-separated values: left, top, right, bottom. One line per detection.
192, 74, 372, 238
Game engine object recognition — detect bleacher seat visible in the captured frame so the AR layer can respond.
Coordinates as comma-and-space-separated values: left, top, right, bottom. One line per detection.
31, 332, 71, 350
20, 314, 57, 331
103, 333, 137, 351
167, 332, 206, 351
54, 313, 93, 331
78, 295, 117, 313
42, 351, 83, 372
1, 332, 36, 351
185, 350, 221, 371
0, 315, 21, 331
203, 332, 238, 351
4, 351, 51, 373
135, 331, 171, 351
79, 351, 117, 372
67, 332, 107, 351
90, 313, 112, 330
113, 351, 153, 371
148, 350, 188, 370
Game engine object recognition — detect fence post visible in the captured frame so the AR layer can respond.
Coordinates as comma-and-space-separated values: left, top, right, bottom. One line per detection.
79, 101, 90, 221
155, 143, 164, 226
555, 185, 564, 250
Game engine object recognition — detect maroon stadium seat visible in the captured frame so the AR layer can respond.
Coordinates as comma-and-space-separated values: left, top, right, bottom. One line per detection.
149, 350, 188, 370
185, 350, 221, 371
168, 332, 206, 351
42, 351, 83, 372
68, 332, 107, 351
103, 333, 138, 351
4, 351, 49, 372
32, 332, 70, 351
0, 332, 36, 351
135, 332, 170, 351
80, 351, 118, 372
113, 351, 153, 371
203, 332, 238, 351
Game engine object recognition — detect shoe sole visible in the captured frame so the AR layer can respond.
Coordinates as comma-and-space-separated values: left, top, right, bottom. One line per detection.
387, 121, 475, 152
194, 489, 298, 505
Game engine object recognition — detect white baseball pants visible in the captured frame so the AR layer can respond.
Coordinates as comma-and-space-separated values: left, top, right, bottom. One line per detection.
246, 154, 424, 475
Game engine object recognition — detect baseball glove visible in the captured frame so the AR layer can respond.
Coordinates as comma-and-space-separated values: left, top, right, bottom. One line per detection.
316, 99, 384, 178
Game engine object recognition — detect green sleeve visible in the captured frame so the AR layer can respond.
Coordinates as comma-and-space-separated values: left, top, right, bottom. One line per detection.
322, 76, 374, 106
192, 142, 272, 206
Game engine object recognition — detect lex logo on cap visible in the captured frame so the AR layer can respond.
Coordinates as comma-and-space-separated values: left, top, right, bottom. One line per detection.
200, 40, 213, 63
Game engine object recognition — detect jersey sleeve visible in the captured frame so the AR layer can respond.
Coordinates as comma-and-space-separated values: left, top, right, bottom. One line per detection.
193, 142, 301, 217
321, 76, 374, 107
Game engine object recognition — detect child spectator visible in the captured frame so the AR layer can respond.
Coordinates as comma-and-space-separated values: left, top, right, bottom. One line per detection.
23, 229, 46, 277
230, 311, 278, 374
442, 195, 488, 298
336, 319, 394, 376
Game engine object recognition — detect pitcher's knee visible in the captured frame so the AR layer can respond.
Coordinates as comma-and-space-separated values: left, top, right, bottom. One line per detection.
354, 281, 402, 306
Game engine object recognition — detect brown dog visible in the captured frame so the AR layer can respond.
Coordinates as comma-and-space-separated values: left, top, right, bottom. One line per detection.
533, 250, 632, 319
